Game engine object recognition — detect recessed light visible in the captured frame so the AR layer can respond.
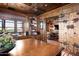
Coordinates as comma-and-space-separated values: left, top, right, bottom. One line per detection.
45, 4, 47, 7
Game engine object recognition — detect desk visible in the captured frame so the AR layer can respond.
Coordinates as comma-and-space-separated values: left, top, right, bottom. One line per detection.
9, 39, 61, 56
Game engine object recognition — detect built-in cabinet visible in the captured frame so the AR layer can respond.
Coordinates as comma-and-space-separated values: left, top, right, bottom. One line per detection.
29, 17, 37, 35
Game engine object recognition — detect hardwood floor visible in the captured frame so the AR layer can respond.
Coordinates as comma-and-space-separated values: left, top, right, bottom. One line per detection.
9, 38, 61, 56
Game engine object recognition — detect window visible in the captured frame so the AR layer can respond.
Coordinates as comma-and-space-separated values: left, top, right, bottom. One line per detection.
40, 21, 43, 29
5, 20, 14, 32
17, 21, 23, 32
0, 19, 2, 32
0, 19, 24, 33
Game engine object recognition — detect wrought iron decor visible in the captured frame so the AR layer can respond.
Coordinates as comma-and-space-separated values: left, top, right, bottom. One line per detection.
73, 18, 79, 23
58, 20, 68, 23
59, 13, 65, 18
67, 25, 74, 29
76, 12, 79, 15
63, 20, 68, 23
58, 13, 68, 23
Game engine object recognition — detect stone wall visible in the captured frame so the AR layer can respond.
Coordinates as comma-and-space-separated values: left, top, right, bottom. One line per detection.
38, 4, 79, 53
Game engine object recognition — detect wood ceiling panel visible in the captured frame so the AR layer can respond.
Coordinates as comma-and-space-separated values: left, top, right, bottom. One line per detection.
0, 3, 68, 16
25, 3, 68, 15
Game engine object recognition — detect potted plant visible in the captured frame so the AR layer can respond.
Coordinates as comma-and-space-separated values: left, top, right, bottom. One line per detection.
0, 29, 15, 53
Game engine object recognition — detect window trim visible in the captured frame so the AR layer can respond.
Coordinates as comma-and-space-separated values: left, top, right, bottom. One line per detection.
5, 20, 15, 32
0, 19, 24, 33
16, 21, 23, 32
0, 19, 2, 32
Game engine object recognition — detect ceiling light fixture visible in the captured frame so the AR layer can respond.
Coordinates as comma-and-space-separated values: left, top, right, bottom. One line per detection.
45, 4, 47, 7
31, 3, 38, 12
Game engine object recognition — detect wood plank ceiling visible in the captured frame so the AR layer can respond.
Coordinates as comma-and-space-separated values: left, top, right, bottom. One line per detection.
0, 3, 68, 16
